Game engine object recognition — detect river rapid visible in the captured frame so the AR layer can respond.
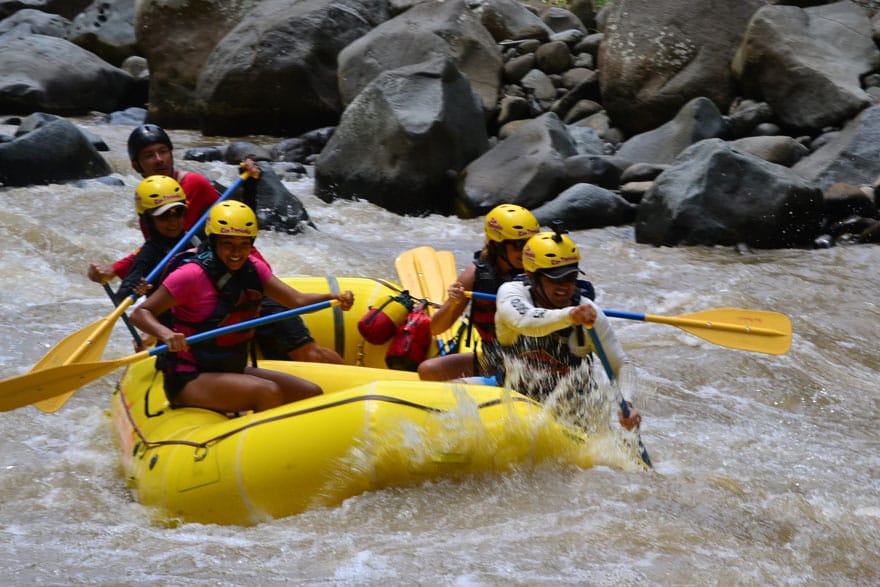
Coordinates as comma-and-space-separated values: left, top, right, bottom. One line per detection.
0, 118, 877, 586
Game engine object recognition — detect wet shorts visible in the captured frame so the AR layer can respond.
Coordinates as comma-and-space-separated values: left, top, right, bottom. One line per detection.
163, 368, 199, 407
255, 298, 315, 359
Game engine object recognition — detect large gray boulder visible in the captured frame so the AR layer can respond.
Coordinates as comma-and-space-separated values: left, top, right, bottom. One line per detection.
220, 163, 313, 234
337, 0, 501, 110
196, 0, 387, 136
67, 0, 136, 66
0, 118, 111, 186
732, 1, 880, 131
477, 0, 553, 42
0, 0, 92, 20
456, 112, 577, 215
616, 97, 729, 165
0, 34, 134, 114
793, 105, 880, 189
532, 183, 636, 229
636, 139, 823, 248
135, 0, 256, 127
0, 8, 70, 38
315, 57, 489, 215
599, 0, 764, 134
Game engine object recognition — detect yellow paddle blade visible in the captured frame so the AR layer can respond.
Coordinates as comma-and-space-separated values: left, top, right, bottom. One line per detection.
29, 316, 112, 371
414, 248, 458, 347
395, 246, 437, 302
436, 250, 458, 302
31, 297, 135, 412
0, 350, 150, 412
412, 249, 449, 311
30, 322, 110, 413
395, 247, 463, 350
642, 308, 792, 355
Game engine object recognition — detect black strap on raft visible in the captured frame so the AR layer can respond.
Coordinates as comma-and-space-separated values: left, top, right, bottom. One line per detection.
328, 275, 345, 358
249, 340, 258, 368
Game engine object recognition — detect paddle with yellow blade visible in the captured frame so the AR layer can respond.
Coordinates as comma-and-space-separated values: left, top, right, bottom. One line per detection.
0, 300, 338, 412
394, 246, 460, 355
466, 292, 792, 355
30, 173, 249, 413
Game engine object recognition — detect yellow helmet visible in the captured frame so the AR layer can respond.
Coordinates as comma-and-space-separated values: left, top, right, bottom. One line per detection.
484, 204, 540, 243
135, 175, 186, 216
522, 231, 581, 278
206, 201, 258, 238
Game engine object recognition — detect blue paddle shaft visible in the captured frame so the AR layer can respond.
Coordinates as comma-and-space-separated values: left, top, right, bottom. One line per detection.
602, 309, 645, 321
587, 327, 616, 383
147, 300, 334, 357
470, 291, 644, 322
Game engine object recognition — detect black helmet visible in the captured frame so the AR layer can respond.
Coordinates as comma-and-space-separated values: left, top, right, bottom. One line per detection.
127, 124, 173, 161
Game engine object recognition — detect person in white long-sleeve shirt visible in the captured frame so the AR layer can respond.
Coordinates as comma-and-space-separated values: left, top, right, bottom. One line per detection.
495, 229, 641, 430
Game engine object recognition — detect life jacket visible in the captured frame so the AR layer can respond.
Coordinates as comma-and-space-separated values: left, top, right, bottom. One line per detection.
171, 250, 264, 373
497, 277, 597, 400
154, 245, 198, 287
469, 251, 521, 342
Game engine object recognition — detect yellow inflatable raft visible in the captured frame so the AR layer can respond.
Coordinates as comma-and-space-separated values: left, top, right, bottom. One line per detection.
109, 277, 617, 526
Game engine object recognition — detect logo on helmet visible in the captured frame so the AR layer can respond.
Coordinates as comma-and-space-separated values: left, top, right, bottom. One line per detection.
487, 217, 534, 239
217, 225, 254, 236
151, 193, 182, 206
550, 255, 579, 266
486, 217, 504, 239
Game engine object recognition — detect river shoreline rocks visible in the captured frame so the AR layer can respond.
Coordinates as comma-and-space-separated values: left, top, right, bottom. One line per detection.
1, 0, 879, 247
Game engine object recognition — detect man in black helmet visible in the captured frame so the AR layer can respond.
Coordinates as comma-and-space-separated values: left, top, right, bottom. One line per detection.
88, 123, 227, 283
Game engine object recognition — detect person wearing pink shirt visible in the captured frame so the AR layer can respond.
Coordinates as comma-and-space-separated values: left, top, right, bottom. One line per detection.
131, 202, 354, 413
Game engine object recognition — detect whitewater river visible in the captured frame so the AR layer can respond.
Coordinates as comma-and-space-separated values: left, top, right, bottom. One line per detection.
0, 118, 877, 585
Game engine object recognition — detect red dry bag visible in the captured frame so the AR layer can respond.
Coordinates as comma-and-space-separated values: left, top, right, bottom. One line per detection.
357, 292, 414, 345
385, 304, 432, 371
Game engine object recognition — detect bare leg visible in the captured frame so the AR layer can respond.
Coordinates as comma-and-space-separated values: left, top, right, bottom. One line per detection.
417, 352, 475, 381
245, 365, 322, 404
287, 341, 343, 364
175, 369, 321, 413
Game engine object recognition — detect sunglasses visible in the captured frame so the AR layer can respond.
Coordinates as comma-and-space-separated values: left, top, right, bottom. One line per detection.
504, 239, 528, 251
541, 271, 578, 284
155, 207, 186, 219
